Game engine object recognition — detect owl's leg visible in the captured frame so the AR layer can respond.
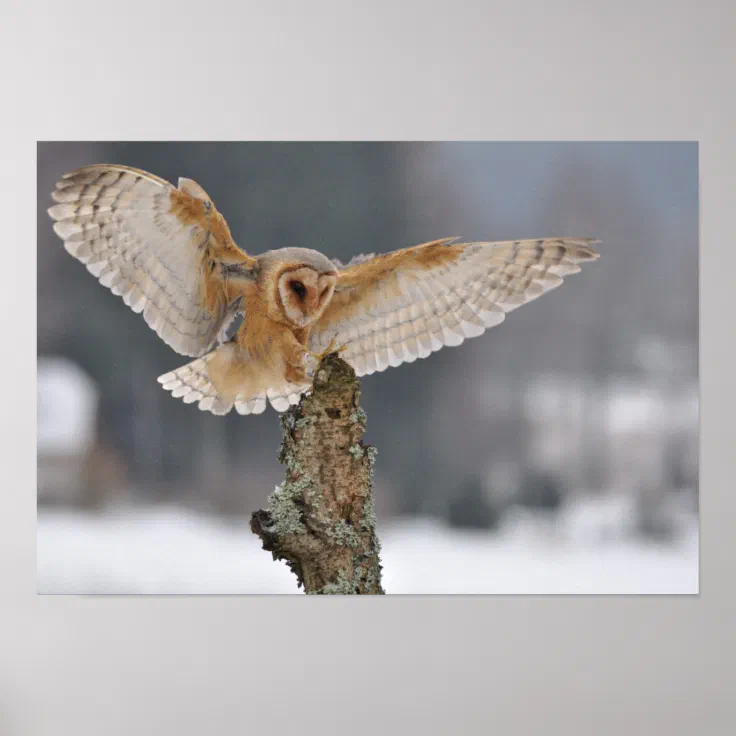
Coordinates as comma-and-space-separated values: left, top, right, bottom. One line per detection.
283, 332, 317, 384
282, 331, 346, 385
284, 360, 310, 385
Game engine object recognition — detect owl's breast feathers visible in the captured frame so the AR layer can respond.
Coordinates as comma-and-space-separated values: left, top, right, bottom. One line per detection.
204, 306, 311, 408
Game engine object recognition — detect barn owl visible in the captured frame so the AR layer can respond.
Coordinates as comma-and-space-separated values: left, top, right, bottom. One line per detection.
48, 164, 600, 416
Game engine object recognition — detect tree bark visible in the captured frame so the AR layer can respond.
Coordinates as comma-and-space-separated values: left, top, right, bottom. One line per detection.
250, 354, 384, 594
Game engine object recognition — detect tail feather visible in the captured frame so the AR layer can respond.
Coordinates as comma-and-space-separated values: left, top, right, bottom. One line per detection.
158, 353, 234, 415
157, 353, 309, 416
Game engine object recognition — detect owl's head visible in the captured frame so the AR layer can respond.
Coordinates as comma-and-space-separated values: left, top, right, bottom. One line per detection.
264, 248, 338, 328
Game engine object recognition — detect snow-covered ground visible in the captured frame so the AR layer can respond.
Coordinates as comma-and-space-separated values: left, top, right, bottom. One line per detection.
37, 498, 698, 595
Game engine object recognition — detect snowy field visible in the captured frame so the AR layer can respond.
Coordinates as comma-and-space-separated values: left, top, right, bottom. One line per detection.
37, 497, 699, 595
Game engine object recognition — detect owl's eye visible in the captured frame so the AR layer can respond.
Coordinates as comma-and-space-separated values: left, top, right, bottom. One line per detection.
290, 281, 307, 300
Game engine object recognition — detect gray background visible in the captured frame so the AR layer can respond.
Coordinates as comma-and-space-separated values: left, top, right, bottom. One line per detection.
3, 0, 735, 733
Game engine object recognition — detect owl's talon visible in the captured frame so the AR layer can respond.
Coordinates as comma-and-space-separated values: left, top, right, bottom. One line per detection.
309, 337, 348, 363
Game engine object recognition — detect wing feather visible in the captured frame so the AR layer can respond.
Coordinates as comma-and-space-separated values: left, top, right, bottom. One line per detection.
48, 164, 257, 357
310, 238, 600, 376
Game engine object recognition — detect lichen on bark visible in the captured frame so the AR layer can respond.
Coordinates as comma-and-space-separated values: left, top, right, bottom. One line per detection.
250, 354, 385, 594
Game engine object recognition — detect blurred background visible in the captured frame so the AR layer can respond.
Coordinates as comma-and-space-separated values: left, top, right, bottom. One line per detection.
36, 142, 699, 594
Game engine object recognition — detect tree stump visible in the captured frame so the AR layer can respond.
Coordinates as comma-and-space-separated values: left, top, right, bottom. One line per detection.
250, 354, 384, 594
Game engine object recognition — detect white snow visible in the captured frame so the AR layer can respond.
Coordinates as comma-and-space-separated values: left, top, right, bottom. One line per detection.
380, 515, 698, 595
37, 356, 99, 455
37, 501, 698, 595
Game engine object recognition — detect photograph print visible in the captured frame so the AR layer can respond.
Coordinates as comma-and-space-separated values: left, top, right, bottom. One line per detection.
36, 141, 699, 594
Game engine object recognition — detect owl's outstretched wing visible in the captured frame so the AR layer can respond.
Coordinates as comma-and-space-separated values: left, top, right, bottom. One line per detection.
310, 237, 600, 376
48, 164, 257, 357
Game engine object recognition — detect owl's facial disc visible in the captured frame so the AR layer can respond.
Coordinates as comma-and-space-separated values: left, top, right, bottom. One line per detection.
278, 266, 337, 327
